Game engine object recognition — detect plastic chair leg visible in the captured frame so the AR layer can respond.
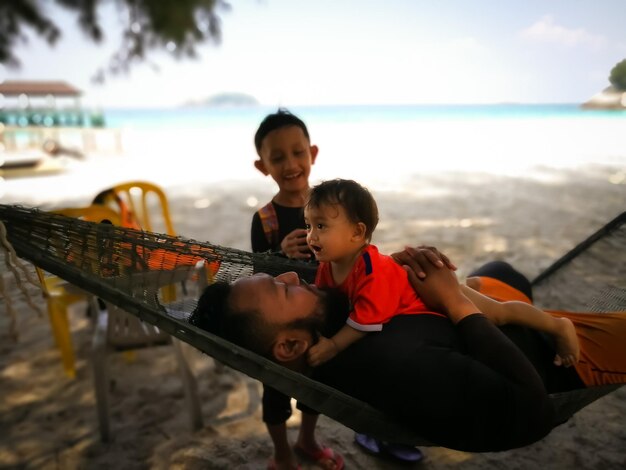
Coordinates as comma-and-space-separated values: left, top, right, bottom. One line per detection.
92, 307, 111, 442
172, 338, 203, 431
47, 299, 76, 378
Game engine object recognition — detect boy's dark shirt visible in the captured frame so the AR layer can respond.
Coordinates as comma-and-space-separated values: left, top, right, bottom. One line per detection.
251, 202, 307, 253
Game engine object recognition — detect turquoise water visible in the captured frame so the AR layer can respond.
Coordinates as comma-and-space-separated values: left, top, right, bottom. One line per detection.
105, 104, 625, 130
96, 103, 626, 191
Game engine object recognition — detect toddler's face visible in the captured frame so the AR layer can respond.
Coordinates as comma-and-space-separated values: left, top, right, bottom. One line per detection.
304, 203, 362, 264
257, 126, 317, 193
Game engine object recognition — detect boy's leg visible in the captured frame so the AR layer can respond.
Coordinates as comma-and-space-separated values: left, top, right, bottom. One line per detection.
266, 422, 299, 470
294, 411, 319, 450
295, 403, 344, 470
263, 385, 299, 469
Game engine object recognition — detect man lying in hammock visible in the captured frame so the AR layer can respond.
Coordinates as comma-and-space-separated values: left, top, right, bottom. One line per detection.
189, 246, 626, 456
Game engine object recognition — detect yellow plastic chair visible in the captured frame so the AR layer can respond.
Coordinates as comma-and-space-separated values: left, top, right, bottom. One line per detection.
94, 180, 175, 235
35, 205, 122, 378
93, 181, 177, 301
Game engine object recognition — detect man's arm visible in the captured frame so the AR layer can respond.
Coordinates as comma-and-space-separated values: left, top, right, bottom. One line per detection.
391, 249, 556, 450
390, 245, 456, 279
316, 311, 556, 451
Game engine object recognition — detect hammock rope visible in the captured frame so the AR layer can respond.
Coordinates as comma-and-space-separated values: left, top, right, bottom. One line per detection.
0, 219, 45, 338
0, 204, 624, 447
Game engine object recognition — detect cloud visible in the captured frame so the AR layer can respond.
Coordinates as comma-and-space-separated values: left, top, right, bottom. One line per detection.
520, 15, 607, 49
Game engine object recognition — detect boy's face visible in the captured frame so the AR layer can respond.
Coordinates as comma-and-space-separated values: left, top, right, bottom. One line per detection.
255, 126, 318, 194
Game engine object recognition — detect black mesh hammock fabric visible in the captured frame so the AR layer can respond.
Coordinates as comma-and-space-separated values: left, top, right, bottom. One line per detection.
0, 204, 624, 447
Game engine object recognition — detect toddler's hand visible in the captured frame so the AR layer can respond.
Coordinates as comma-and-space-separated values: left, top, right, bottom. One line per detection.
308, 336, 339, 367
281, 229, 310, 259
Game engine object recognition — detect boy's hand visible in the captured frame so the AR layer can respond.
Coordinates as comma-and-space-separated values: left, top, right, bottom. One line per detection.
391, 245, 456, 279
281, 228, 311, 259
308, 336, 339, 367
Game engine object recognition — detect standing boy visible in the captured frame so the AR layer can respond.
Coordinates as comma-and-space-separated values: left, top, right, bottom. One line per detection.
251, 109, 345, 470
250, 110, 423, 468
251, 109, 317, 260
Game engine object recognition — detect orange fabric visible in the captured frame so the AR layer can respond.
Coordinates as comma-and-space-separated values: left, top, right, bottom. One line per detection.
84, 195, 221, 277
95, 236, 220, 279
145, 242, 221, 275
475, 276, 532, 304
476, 276, 626, 387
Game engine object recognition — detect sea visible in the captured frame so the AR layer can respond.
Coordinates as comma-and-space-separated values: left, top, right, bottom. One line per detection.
2, 103, 625, 204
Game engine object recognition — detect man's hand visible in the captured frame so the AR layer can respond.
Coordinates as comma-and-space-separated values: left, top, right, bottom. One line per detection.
399, 250, 478, 324
281, 228, 311, 259
391, 245, 456, 279
308, 336, 339, 367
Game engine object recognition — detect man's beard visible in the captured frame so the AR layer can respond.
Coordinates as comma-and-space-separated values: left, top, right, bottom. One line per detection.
319, 287, 351, 337
284, 287, 351, 343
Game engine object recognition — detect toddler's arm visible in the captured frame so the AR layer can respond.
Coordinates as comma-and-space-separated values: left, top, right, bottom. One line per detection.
308, 325, 366, 367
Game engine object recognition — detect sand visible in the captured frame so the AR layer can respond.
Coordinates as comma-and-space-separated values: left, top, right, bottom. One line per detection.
1, 162, 625, 469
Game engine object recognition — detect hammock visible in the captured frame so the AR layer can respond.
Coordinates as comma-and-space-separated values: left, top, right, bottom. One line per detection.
0, 204, 624, 447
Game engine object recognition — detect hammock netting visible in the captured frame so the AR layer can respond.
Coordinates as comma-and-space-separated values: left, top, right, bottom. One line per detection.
0, 204, 624, 447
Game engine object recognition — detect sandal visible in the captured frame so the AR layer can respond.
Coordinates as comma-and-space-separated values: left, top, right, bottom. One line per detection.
294, 445, 345, 470
355, 433, 424, 463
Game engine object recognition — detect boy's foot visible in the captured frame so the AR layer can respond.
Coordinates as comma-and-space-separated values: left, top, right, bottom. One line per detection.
294, 444, 344, 470
553, 317, 580, 367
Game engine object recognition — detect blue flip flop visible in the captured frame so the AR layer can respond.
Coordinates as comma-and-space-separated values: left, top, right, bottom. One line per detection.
379, 441, 424, 462
354, 433, 424, 463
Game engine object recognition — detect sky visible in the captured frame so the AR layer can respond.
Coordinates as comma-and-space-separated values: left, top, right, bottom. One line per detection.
2, 0, 626, 108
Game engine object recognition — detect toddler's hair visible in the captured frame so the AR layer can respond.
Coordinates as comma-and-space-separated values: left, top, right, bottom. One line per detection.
307, 179, 379, 240
254, 108, 310, 153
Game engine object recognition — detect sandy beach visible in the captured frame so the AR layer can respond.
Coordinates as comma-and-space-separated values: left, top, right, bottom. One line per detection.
1, 162, 625, 469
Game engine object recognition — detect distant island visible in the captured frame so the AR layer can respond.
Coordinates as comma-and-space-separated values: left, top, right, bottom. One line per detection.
182, 92, 259, 108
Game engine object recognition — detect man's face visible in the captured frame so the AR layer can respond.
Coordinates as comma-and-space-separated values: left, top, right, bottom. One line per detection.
256, 126, 318, 194
230, 271, 324, 326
